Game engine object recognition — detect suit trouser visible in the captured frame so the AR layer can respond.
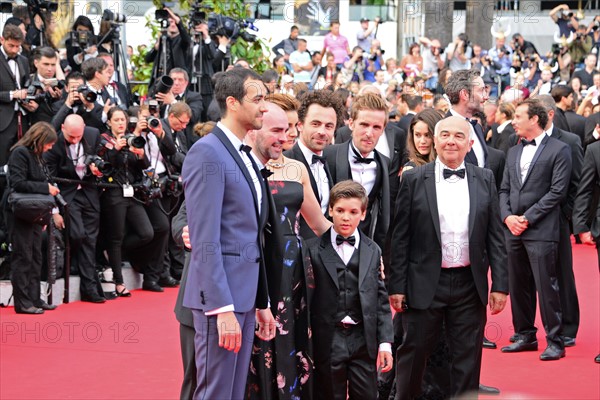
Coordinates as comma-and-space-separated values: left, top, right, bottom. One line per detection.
9, 216, 43, 311
394, 267, 485, 400
316, 324, 377, 400
68, 190, 103, 297
556, 213, 580, 338
179, 323, 197, 400
192, 309, 256, 400
0, 116, 19, 166
161, 194, 185, 279
506, 237, 563, 347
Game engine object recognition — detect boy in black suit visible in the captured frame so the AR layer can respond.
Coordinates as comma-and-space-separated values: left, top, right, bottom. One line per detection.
305, 181, 393, 400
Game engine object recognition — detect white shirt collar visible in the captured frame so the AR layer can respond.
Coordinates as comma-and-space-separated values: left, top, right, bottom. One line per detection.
497, 120, 512, 133
298, 140, 321, 162
545, 123, 555, 136
217, 121, 244, 152
435, 158, 466, 173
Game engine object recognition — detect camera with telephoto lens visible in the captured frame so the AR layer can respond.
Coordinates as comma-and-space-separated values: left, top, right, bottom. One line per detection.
128, 117, 138, 134
124, 134, 146, 149
135, 174, 163, 204
102, 9, 126, 24
206, 12, 258, 42
161, 173, 183, 197
148, 99, 159, 114
24, 0, 58, 12
69, 30, 97, 49
147, 116, 161, 130
84, 155, 112, 176
21, 81, 47, 103
76, 84, 97, 103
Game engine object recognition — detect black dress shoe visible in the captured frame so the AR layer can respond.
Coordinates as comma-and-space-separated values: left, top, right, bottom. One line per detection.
595, 354, 600, 363
36, 302, 57, 311
540, 345, 565, 361
561, 336, 576, 347
16, 306, 44, 315
81, 294, 106, 303
479, 384, 500, 395
501, 339, 538, 353
158, 276, 180, 288
509, 333, 522, 343
142, 281, 164, 292
483, 337, 497, 349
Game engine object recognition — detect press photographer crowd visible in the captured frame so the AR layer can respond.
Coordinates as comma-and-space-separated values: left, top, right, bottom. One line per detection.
1, 0, 600, 398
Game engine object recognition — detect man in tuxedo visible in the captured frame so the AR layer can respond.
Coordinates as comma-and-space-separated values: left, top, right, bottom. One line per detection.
98, 52, 130, 109
28, 46, 64, 124
389, 116, 508, 399
499, 98, 572, 361
0, 24, 36, 166
534, 95, 583, 346
51, 72, 98, 131
283, 90, 343, 240
549, 85, 572, 132
181, 67, 276, 400
572, 140, 600, 364
44, 114, 106, 303
156, 68, 203, 147
324, 93, 390, 249
396, 93, 423, 133
79, 57, 114, 132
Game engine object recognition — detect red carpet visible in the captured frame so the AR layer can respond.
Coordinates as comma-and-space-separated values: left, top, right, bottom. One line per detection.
1, 244, 599, 399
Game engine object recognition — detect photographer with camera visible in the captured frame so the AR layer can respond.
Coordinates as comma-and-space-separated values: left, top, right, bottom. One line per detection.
145, 6, 191, 86
419, 36, 446, 91
0, 25, 36, 167
586, 16, 600, 56
568, 25, 593, 70
365, 39, 385, 82
65, 16, 97, 73
191, 19, 230, 120
343, 46, 366, 83
488, 34, 513, 92
357, 17, 380, 53
28, 46, 65, 125
475, 52, 501, 98
43, 114, 106, 303
446, 33, 472, 72
97, 107, 155, 296
78, 57, 114, 131
550, 4, 579, 39
572, 53, 598, 89
98, 52, 130, 109
7, 122, 60, 314
511, 33, 539, 61
51, 71, 98, 130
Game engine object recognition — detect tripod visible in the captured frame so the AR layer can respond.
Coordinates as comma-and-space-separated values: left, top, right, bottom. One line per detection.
98, 23, 130, 91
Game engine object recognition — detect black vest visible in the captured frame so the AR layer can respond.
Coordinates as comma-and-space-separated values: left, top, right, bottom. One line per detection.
335, 248, 362, 324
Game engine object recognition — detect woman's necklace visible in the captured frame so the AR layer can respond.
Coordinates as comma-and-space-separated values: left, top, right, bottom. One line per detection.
267, 156, 285, 169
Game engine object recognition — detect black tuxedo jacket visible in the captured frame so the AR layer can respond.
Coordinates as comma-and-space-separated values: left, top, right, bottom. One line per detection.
397, 113, 415, 134
553, 108, 571, 133
491, 123, 516, 154
583, 110, 600, 148
550, 126, 583, 218
161, 119, 188, 173
160, 89, 204, 146
145, 20, 192, 86
390, 162, 508, 309
305, 229, 392, 360
499, 135, 572, 242
323, 141, 390, 248
0, 53, 30, 131
43, 128, 102, 212
283, 142, 332, 240
104, 81, 130, 108
573, 140, 600, 238
50, 100, 104, 132
486, 146, 506, 192
565, 110, 586, 147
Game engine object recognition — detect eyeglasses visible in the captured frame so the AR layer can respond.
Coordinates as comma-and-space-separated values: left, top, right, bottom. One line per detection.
174, 115, 190, 126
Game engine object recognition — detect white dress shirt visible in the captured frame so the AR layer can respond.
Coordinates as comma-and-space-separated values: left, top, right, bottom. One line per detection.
69, 142, 86, 180
434, 159, 471, 268
450, 109, 485, 168
330, 227, 391, 353
374, 130, 391, 159
519, 131, 546, 182
349, 143, 377, 195
298, 140, 329, 214
2, 48, 21, 111
143, 131, 167, 176
497, 120, 512, 134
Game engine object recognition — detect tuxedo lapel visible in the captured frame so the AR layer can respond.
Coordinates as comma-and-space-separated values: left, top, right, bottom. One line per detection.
522, 135, 549, 187
292, 143, 319, 200
424, 163, 442, 243
318, 230, 341, 289
358, 234, 374, 288
466, 164, 478, 239
514, 144, 525, 186
212, 127, 260, 217
336, 142, 352, 181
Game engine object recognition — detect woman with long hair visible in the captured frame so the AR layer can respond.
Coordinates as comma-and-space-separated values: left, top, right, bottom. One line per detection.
402, 108, 444, 173
7, 122, 60, 314
400, 43, 424, 78
66, 15, 98, 72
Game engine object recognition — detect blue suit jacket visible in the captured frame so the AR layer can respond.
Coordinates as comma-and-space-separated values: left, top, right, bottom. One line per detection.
182, 126, 266, 313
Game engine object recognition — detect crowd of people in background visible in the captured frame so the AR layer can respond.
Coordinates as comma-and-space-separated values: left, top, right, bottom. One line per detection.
1, 2, 600, 400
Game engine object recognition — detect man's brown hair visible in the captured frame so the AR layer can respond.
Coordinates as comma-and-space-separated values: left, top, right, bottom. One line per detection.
350, 92, 389, 124
329, 180, 368, 212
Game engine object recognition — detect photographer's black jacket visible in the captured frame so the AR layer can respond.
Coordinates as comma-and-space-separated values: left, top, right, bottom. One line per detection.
145, 20, 192, 87
99, 133, 150, 187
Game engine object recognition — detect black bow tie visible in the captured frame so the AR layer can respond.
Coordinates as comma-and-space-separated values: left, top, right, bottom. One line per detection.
260, 168, 273, 179
351, 145, 374, 164
240, 144, 252, 154
521, 138, 537, 147
443, 168, 466, 179
312, 154, 326, 164
5, 55, 16, 62
336, 234, 356, 246
175, 94, 183, 101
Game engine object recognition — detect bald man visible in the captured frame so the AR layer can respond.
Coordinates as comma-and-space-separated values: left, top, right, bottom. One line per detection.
44, 114, 106, 303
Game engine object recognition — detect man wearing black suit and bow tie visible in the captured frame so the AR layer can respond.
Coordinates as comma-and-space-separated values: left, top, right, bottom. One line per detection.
324, 93, 390, 249
283, 91, 343, 240
389, 116, 508, 399
499, 98, 572, 361
0, 25, 36, 166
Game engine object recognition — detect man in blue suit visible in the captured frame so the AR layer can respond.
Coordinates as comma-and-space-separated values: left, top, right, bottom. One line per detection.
182, 67, 276, 399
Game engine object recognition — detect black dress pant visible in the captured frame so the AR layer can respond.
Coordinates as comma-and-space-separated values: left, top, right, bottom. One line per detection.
68, 190, 103, 297
394, 267, 485, 400
506, 237, 564, 348
179, 323, 197, 400
557, 213, 580, 338
9, 215, 43, 311
316, 324, 377, 400
162, 194, 185, 279
101, 189, 154, 285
